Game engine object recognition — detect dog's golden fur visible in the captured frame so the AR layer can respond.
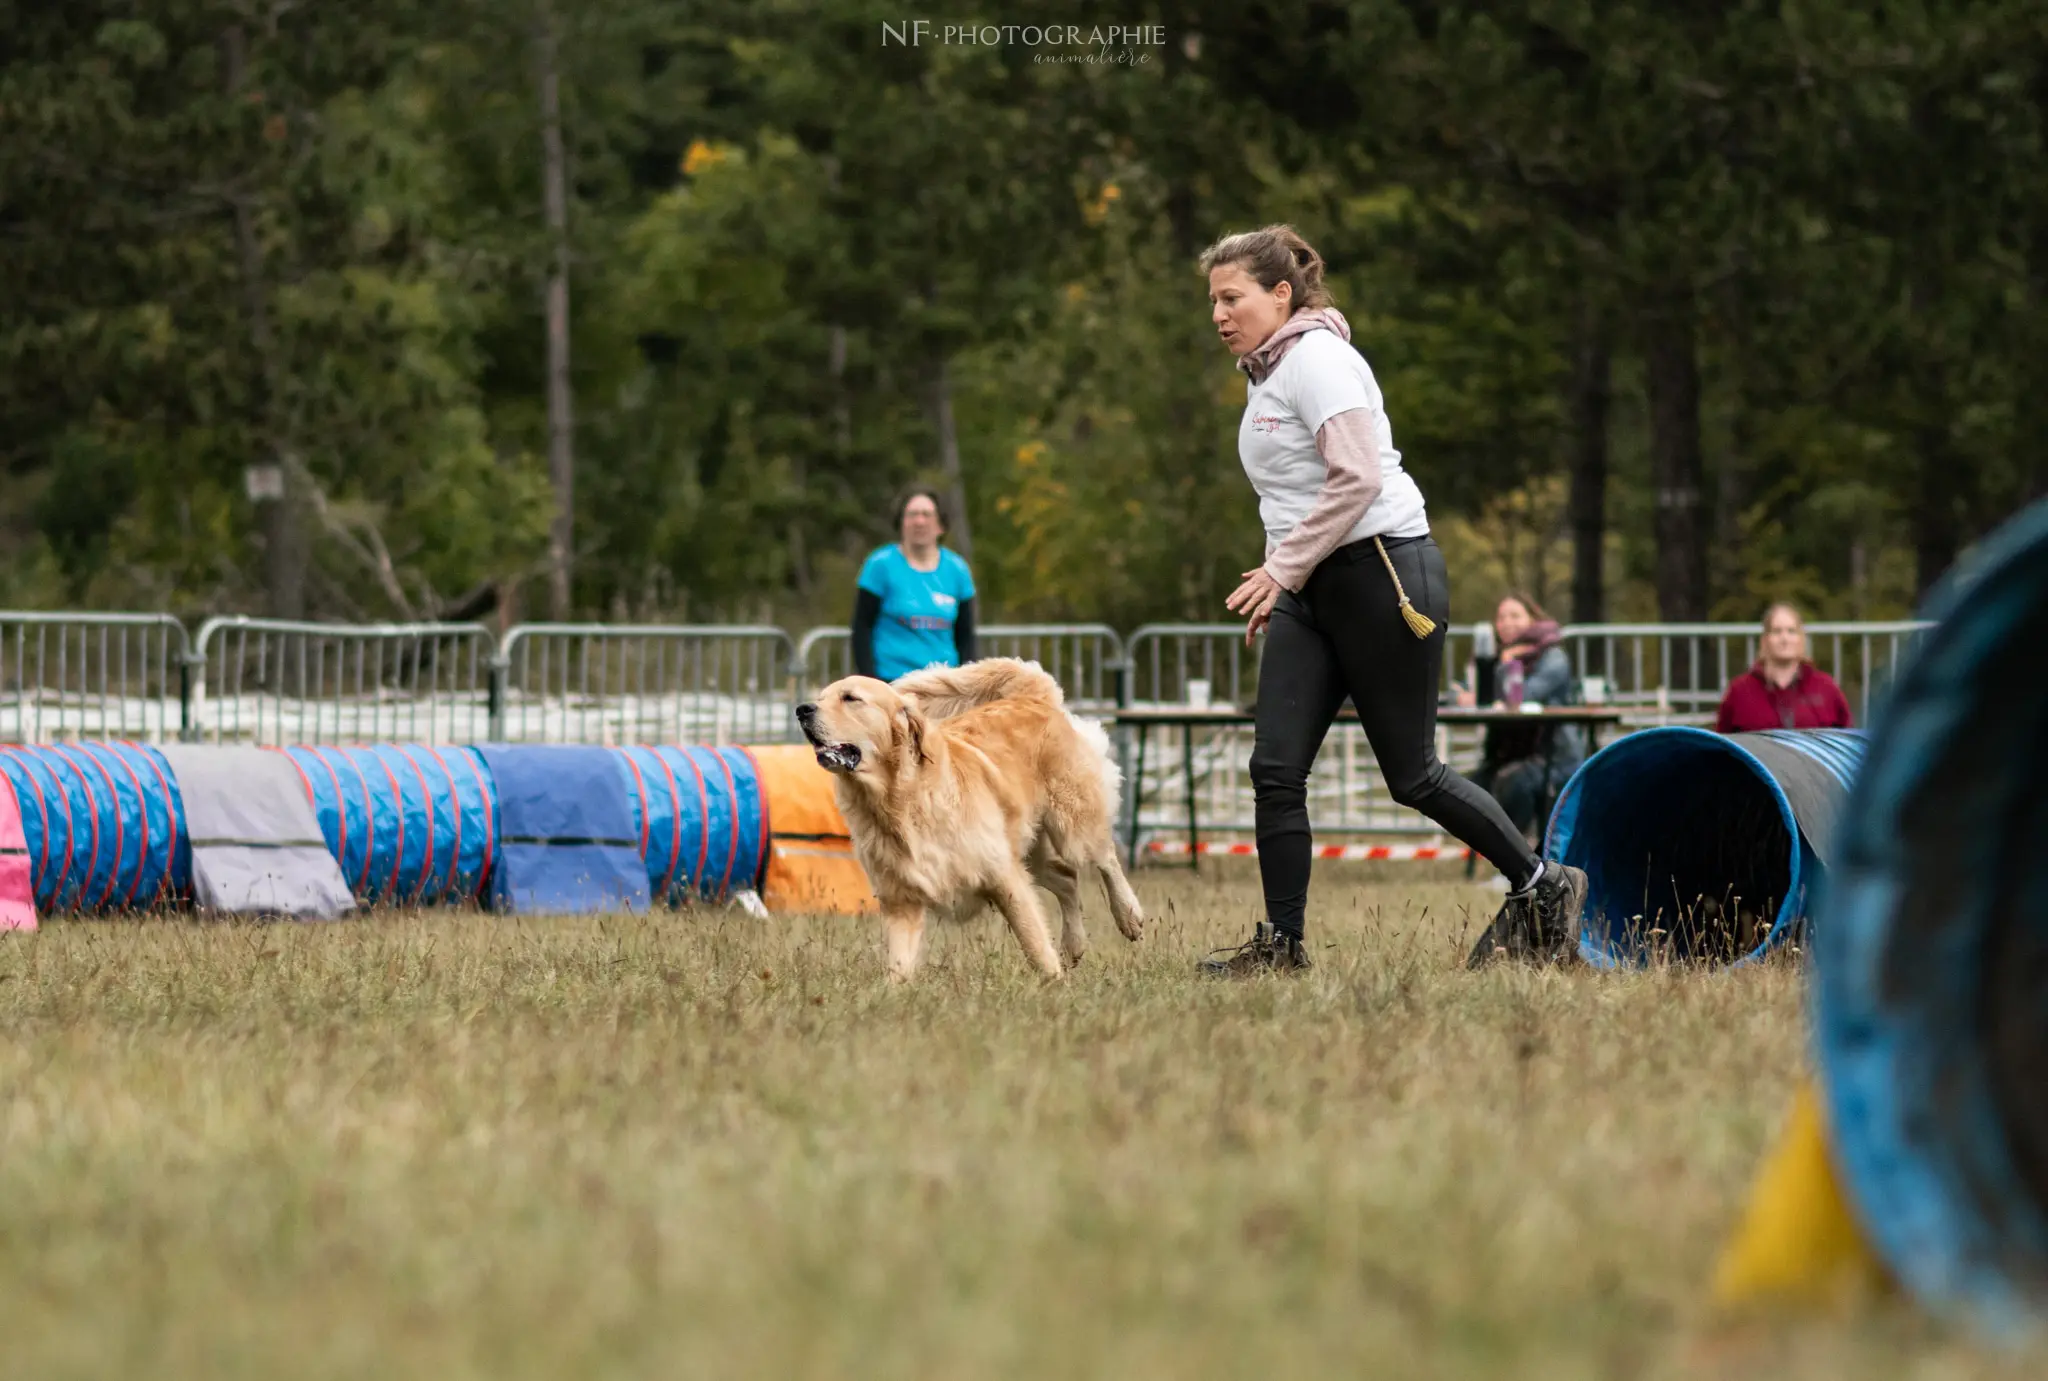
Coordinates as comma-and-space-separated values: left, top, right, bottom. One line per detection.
795, 658, 1143, 981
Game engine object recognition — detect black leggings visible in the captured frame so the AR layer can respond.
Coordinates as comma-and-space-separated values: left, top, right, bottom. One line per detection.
1251, 534, 1541, 935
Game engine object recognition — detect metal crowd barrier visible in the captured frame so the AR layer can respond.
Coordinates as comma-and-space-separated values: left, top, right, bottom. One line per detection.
980, 625, 1124, 709
1111, 619, 1933, 855
493, 624, 798, 746
0, 612, 1939, 865
0, 613, 189, 744
187, 617, 496, 745
1556, 621, 1930, 727
796, 627, 852, 692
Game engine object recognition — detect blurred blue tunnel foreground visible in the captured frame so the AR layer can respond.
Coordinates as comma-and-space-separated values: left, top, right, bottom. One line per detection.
1810, 498, 2048, 1340
1554, 499, 2048, 1338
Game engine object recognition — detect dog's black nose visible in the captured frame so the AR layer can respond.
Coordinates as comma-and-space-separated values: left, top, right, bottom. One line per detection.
795, 703, 817, 720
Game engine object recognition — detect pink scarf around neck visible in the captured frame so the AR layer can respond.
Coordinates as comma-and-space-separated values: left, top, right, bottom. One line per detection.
1238, 306, 1352, 386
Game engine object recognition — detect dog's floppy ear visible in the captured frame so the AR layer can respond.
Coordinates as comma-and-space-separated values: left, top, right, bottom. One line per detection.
897, 701, 931, 765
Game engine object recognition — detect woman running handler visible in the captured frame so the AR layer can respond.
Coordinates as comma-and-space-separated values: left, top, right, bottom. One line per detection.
1199, 224, 1586, 975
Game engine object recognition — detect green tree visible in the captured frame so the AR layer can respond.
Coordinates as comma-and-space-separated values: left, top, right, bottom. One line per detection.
1, 2, 552, 618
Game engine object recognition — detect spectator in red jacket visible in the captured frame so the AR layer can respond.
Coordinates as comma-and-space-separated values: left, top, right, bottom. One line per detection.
1715, 603, 1854, 733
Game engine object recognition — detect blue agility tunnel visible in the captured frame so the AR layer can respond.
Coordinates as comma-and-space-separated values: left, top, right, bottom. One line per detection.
1812, 497, 2048, 1340
474, 743, 652, 915
2, 738, 772, 919
1545, 726, 1866, 967
0, 742, 189, 911
611, 746, 767, 906
285, 743, 765, 909
282, 745, 497, 906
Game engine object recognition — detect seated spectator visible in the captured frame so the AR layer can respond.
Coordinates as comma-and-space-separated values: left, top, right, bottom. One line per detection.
1715, 603, 1854, 733
1459, 592, 1586, 842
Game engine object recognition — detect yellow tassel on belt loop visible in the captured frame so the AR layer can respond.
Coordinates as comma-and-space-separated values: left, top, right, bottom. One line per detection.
1375, 536, 1437, 639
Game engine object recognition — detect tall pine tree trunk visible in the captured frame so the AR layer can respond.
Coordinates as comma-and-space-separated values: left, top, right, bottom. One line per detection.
221, 25, 304, 621
1912, 420, 1961, 598
924, 353, 973, 560
1568, 298, 1610, 630
829, 325, 852, 457
536, 3, 575, 620
1643, 289, 1707, 622
1907, 228, 1961, 595
1642, 285, 1707, 696
1160, 9, 1199, 261
1906, 94, 1964, 597
1712, 276, 1755, 617
790, 322, 851, 606
2024, 59, 2048, 503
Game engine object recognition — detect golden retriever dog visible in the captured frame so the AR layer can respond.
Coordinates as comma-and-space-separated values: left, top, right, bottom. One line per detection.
795, 658, 1144, 981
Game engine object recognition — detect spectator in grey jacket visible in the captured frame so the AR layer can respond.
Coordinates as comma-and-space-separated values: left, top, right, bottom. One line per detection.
1459, 592, 1585, 842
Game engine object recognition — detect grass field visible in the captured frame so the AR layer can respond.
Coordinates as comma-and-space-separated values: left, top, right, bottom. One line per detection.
1, 861, 2039, 1379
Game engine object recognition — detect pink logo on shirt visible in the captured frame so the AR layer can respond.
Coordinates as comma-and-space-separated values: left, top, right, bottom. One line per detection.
1250, 414, 1285, 433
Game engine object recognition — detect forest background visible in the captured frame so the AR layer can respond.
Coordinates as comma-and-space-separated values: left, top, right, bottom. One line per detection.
7, 2, 2045, 635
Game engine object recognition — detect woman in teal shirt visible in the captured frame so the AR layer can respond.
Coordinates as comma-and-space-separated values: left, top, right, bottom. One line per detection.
851, 487, 978, 681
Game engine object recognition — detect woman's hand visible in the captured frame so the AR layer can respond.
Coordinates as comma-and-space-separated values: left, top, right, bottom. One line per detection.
1499, 642, 1533, 664
1225, 566, 1284, 646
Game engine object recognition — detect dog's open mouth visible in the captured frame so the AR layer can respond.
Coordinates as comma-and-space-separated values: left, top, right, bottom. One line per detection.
814, 743, 862, 773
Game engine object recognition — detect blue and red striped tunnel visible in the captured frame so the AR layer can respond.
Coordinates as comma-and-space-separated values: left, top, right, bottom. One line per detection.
0, 742, 766, 916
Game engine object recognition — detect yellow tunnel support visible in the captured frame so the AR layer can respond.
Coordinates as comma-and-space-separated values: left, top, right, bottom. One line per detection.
1711, 1079, 1891, 1313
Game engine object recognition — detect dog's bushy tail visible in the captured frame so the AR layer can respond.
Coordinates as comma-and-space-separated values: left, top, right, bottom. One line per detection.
1064, 710, 1123, 810
894, 657, 1064, 720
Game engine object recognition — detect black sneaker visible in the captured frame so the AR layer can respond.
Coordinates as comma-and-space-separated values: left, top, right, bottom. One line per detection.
1466, 863, 1588, 969
1201, 921, 1312, 977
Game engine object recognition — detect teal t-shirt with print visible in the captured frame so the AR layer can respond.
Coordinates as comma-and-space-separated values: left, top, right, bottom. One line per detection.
859, 545, 976, 682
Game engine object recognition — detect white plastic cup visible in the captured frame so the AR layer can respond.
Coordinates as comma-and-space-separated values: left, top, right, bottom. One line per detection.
1582, 675, 1608, 705
1186, 679, 1212, 710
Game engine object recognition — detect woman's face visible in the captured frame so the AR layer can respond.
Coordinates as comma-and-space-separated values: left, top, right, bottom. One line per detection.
900, 495, 943, 547
1763, 609, 1805, 663
1495, 598, 1533, 647
1208, 263, 1292, 357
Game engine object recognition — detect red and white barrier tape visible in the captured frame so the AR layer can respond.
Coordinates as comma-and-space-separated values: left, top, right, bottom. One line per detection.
1145, 840, 1474, 862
